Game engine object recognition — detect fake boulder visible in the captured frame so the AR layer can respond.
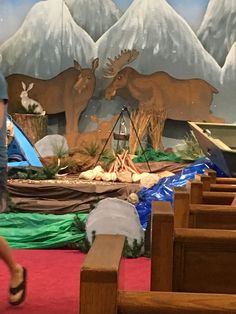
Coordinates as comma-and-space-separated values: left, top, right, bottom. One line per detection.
35, 134, 69, 157
86, 198, 144, 249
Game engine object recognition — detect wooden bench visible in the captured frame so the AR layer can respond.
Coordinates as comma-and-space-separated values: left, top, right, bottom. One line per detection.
146, 176, 236, 254
204, 169, 236, 184
151, 201, 236, 294
188, 180, 236, 205
80, 234, 236, 314
196, 169, 236, 192
174, 187, 236, 229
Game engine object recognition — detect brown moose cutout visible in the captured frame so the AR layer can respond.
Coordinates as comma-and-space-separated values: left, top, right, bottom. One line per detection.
104, 49, 224, 149
7, 58, 99, 149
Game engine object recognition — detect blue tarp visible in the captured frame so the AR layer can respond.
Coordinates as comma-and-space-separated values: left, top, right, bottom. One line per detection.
136, 158, 225, 229
7, 117, 43, 168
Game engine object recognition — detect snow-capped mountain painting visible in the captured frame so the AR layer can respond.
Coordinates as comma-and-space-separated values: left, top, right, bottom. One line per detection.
0, 0, 235, 144
222, 42, 236, 85
97, 0, 221, 86
65, 0, 122, 42
197, 0, 236, 67
213, 42, 236, 123
0, 0, 96, 79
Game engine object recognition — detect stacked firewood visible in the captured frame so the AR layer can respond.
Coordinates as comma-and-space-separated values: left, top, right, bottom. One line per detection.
79, 150, 161, 187
108, 150, 141, 183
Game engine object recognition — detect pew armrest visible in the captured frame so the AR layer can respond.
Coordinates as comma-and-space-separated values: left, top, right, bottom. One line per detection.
151, 201, 174, 291
80, 234, 125, 314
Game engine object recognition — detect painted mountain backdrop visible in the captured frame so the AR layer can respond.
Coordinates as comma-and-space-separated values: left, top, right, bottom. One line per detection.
197, 0, 236, 67
0, 0, 96, 78
0, 0, 235, 125
65, 0, 122, 41
97, 0, 221, 86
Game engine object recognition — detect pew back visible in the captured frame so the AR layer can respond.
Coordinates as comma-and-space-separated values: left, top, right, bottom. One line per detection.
174, 188, 236, 229
152, 201, 236, 294
80, 234, 236, 314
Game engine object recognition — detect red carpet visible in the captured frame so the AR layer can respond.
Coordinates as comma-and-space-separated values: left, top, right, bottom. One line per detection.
0, 250, 150, 314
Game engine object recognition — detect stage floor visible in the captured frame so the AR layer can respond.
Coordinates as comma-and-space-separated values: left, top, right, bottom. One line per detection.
8, 177, 140, 214
8, 161, 185, 214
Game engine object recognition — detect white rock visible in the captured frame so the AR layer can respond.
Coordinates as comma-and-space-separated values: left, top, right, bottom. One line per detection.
127, 193, 139, 204
93, 165, 104, 175
132, 173, 142, 183
79, 170, 96, 180
117, 171, 133, 183
101, 172, 117, 182
86, 198, 144, 248
140, 173, 160, 189
35, 134, 69, 157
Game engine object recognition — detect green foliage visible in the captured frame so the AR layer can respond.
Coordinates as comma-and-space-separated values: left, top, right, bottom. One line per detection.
74, 228, 144, 258
65, 215, 88, 251
74, 237, 91, 253
71, 211, 144, 258
123, 238, 144, 258
21, 104, 39, 114
133, 148, 182, 163
174, 133, 205, 161
52, 142, 68, 158
115, 146, 129, 154
100, 149, 116, 170
70, 215, 90, 252
12, 161, 67, 180
80, 142, 100, 157
134, 146, 143, 156
72, 214, 86, 233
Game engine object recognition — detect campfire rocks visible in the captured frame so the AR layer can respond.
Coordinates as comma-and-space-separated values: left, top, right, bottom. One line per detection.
78, 151, 162, 187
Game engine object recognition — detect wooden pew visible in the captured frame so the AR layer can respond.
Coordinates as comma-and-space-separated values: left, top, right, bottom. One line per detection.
118, 292, 236, 314
147, 176, 236, 254
151, 201, 236, 294
174, 187, 236, 229
189, 180, 236, 205
204, 169, 236, 185
196, 169, 236, 192
80, 234, 236, 314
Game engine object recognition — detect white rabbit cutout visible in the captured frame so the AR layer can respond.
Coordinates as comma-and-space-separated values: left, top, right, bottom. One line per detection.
20, 81, 46, 115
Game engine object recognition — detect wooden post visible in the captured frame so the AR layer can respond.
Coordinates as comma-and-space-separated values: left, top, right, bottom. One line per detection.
200, 174, 211, 191
151, 201, 174, 291
231, 196, 236, 206
190, 181, 203, 204
80, 234, 125, 314
174, 188, 190, 228
13, 113, 48, 144
204, 169, 217, 183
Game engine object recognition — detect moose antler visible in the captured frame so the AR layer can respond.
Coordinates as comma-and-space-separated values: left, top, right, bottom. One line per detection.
104, 49, 139, 78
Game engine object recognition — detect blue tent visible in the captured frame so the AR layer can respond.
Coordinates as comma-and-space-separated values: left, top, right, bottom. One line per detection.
7, 117, 43, 168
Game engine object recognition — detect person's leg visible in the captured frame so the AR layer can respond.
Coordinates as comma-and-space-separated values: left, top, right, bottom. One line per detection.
0, 236, 26, 304
0, 167, 8, 212
0, 101, 8, 212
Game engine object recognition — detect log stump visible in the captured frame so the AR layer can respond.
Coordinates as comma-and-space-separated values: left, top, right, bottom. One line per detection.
13, 113, 48, 144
